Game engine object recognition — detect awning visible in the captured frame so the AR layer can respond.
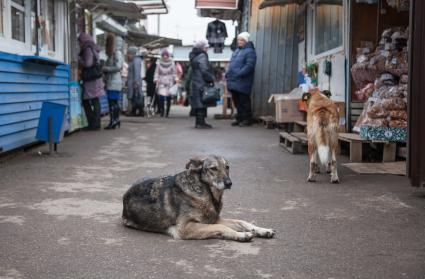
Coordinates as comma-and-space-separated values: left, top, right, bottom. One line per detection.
128, 0, 168, 15
259, 0, 305, 9
95, 14, 128, 36
79, 0, 145, 20
128, 31, 182, 49
195, 0, 241, 20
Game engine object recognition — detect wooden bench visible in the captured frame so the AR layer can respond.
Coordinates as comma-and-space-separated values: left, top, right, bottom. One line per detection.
259, 116, 275, 129
293, 121, 307, 132
279, 132, 308, 154
338, 133, 396, 163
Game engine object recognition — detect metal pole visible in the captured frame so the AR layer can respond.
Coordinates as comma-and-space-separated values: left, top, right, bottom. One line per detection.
48, 117, 53, 155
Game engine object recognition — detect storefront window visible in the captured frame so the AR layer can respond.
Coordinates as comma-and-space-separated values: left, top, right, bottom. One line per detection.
314, 0, 343, 54
45, 0, 54, 51
39, 0, 55, 51
0, 0, 4, 36
11, 0, 26, 42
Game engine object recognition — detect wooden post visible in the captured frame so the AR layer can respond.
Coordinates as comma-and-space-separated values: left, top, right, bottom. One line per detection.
382, 142, 396, 163
350, 141, 363, 162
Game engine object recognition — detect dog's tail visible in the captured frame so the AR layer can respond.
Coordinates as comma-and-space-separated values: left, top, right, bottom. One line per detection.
317, 145, 330, 166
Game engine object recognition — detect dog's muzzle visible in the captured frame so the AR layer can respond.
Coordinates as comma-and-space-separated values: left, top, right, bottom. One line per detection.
224, 178, 232, 189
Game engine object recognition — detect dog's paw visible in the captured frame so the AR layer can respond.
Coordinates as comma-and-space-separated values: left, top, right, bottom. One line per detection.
307, 177, 316, 182
331, 176, 340, 184
236, 232, 254, 242
253, 228, 275, 239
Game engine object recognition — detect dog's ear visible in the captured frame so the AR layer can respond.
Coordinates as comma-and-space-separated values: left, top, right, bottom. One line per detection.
186, 157, 204, 172
322, 90, 332, 98
302, 92, 311, 102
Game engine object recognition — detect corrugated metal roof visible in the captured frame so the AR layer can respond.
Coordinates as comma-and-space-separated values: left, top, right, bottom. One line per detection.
79, 0, 145, 20
128, 31, 182, 49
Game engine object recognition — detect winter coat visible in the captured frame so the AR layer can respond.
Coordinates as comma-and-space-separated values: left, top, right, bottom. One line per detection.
78, 35, 105, 100
184, 66, 193, 96
206, 20, 228, 44
127, 56, 143, 100
189, 47, 214, 109
144, 63, 156, 97
225, 41, 257, 95
103, 36, 123, 91
154, 59, 177, 96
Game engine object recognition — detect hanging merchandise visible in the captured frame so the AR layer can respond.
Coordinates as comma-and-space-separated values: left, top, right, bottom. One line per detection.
386, 0, 410, 12
352, 27, 409, 142
206, 19, 228, 54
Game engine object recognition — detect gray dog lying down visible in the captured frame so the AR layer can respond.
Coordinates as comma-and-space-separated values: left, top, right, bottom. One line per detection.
122, 155, 275, 242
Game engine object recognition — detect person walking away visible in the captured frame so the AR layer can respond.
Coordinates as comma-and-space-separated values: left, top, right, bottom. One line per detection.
144, 58, 157, 113
226, 32, 257, 127
127, 47, 144, 116
189, 39, 215, 129
154, 49, 177, 117
78, 33, 105, 131
103, 33, 123, 129
184, 66, 196, 117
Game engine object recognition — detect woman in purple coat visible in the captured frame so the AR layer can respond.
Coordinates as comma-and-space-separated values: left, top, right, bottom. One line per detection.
78, 33, 105, 130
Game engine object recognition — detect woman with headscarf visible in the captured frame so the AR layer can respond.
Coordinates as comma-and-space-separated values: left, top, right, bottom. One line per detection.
78, 33, 105, 130
154, 49, 177, 118
127, 47, 144, 116
103, 33, 124, 129
189, 39, 215, 129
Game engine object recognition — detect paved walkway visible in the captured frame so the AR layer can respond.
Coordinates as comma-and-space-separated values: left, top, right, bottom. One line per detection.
1, 106, 424, 279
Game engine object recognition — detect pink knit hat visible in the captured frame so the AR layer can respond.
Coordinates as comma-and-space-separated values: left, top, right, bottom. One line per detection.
161, 49, 170, 57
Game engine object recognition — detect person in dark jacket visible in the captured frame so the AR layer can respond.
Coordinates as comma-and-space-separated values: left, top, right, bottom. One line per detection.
226, 32, 257, 127
144, 58, 157, 113
78, 33, 105, 131
189, 39, 215, 129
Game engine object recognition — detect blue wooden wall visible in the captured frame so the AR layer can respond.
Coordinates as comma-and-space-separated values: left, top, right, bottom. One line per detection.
0, 51, 70, 153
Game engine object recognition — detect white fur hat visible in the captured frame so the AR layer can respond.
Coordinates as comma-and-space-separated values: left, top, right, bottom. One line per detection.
194, 39, 209, 49
237, 32, 251, 42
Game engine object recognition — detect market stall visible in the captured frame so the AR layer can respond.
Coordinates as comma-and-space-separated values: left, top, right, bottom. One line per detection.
348, 0, 410, 162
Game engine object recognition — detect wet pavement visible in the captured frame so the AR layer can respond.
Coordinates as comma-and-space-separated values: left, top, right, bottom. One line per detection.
1, 106, 424, 279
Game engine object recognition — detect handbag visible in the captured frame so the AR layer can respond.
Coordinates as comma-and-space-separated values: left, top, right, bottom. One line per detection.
169, 84, 179, 97
81, 47, 102, 82
202, 84, 220, 107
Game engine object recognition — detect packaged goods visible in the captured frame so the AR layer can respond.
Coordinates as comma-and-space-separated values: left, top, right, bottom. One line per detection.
400, 74, 408, 84
389, 120, 408, 128
355, 83, 374, 102
389, 110, 408, 120
360, 125, 407, 142
381, 98, 406, 110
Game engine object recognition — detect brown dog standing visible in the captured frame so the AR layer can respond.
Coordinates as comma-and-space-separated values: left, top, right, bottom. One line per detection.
305, 90, 340, 183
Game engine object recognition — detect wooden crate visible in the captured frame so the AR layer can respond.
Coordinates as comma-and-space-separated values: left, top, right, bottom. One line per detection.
259, 116, 275, 129
338, 133, 396, 163
293, 121, 307, 132
279, 132, 308, 154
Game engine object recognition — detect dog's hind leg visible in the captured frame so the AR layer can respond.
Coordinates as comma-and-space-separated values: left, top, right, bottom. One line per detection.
217, 219, 275, 239
330, 147, 339, 183
307, 143, 318, 182
180, 222, 254, 242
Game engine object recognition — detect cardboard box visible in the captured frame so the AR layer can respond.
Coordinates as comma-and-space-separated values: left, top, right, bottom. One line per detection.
268, 94, 305, 123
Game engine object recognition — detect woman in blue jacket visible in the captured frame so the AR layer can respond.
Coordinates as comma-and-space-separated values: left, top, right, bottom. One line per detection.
226, 32, 257, 127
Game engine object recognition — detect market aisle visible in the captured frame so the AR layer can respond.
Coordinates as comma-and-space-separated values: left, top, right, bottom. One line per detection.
0, 106, 424, 279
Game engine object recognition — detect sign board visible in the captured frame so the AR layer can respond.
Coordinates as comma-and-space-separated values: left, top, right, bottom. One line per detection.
36, 102, 67, 144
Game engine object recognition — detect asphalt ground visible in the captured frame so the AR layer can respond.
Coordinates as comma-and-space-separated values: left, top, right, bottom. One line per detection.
1, 106, 424, 279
